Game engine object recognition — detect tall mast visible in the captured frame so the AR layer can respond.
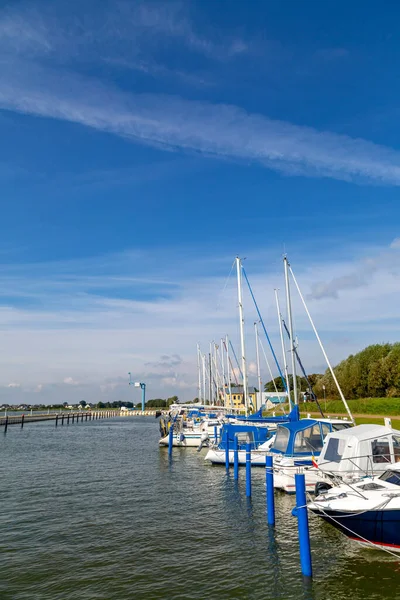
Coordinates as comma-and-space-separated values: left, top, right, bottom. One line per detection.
284, 256, 298, 405
220, 338, 226, 407
274, 288, 291, 405
213, 342, 221, 405
225, 334, 233, 409
236, 256, 249, 415
197, 343, 202, 402
208, 349, 213, 405
254, 321, 262, 410
202, 354, 207, 405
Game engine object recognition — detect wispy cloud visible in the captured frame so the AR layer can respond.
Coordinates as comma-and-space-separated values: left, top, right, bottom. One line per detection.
308, 238, 400, 300
1, 59, 400, 185
0, 1, 248, 64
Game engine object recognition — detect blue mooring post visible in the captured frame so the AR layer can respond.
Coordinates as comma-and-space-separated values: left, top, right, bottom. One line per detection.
293, 473, 312, 578
233, 435, 239, 480
245, 442, 252, 497
141, 383, 146, 412
266, 455, 275, 525
225, 431, 230, 472
168, 424, 174, 457
214, 425, 218, 444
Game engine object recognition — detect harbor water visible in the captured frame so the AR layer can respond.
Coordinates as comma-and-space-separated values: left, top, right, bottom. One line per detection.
1, 417, 399, 599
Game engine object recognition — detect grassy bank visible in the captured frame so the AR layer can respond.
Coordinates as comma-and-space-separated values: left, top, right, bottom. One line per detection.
302, 397, 400, 416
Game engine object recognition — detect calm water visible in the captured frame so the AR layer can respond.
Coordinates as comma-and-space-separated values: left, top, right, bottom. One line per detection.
1, 417, 399, 599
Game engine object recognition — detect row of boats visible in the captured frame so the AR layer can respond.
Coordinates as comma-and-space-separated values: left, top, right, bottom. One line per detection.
158, 403, 400, 552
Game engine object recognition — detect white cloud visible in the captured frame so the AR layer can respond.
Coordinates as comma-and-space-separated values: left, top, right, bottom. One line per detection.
63, 377, 79, 385
390, 237, 400, 249
0, 60, 399, 186
7, 382, 20, 388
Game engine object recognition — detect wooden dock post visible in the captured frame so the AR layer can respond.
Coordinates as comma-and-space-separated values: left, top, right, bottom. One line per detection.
4, 416, 8, 433
72, 413, 75, 424
67, 414, 70, 425
21, 414, 25, 429
55, 415, 58, 427
61, 414, 64, 425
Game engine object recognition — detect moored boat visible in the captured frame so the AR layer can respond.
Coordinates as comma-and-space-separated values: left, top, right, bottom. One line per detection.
308, 464, 400, 551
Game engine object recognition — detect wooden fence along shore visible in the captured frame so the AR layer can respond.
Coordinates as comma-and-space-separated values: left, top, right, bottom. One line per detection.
0, 409, 160, 430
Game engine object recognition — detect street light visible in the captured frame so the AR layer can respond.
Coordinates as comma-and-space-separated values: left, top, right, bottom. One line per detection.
128, 372, 146, 411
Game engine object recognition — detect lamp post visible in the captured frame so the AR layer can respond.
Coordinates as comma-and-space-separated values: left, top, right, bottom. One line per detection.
323, 385, 326, 411
128, 372, 146, 411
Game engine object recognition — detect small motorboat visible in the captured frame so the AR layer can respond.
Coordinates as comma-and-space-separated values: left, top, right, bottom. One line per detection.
308, 464, 400, 551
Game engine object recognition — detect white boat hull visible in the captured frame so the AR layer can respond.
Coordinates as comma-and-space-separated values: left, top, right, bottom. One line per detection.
204, 448, 269, 465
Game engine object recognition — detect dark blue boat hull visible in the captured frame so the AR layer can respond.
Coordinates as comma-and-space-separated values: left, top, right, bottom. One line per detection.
313, 508, 400, 549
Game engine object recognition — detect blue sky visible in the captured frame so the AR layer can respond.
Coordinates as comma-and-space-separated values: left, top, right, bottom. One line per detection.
1, 0, 400, 404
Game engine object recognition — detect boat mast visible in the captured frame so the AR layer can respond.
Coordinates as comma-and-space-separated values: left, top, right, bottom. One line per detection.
220, 338, 227, 407
202, 354, 207, 405
274, 288, 291, 406
208, 349, 213, 405
225, 334, 233, 410
197, 343, 202, 402
254, 321, 262, 411
213, 342, 221, 405
236, 256, 249, 416
284, 256, 298, 406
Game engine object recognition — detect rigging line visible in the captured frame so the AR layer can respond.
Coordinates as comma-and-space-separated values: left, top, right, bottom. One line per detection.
307, 500, 400, 560
242, 266, 288, 393
258, 337, 279, 394
281, 318, 325, 418
216, 259, 236, 311
223, 339, 239, 385
229, 340, 243, 381
288, 264, 354, 425
258, 337, 287, 416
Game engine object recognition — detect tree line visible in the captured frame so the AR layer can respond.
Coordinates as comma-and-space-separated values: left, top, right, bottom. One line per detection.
264, 343, 400, 400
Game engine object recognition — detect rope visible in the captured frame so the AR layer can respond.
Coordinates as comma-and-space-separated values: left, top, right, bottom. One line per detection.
229, 340, 243, 380
304, 488, 400, 559
308, 499, 400, 560
242, 267, 288, 394
216, 260, 235, 310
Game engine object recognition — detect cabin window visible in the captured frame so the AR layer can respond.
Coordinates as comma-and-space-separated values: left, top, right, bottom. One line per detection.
294, 424, 324, 453
233, 395, 237, 400
380, 470, 400, 486
372, 437, 392, 464
236, 432, 255, 445
273, 427, 290, 453
320, 423, 331, 438
331, 423, 352, 431
324, 437, 346, 463
393, 436, 400, 462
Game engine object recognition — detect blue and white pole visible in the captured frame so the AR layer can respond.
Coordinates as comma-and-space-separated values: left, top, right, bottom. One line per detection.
245, 442, 252, 497
292, 473, 312, 577
225, 431, 230, 472
233, 435, 239, 480
168, 424, 174, 457
266, 455, 275, 525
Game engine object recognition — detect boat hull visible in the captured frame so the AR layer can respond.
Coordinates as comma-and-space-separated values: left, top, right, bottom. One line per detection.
159, 433, 205, 447
204, 448, 268, 465
310, 507, 400, 551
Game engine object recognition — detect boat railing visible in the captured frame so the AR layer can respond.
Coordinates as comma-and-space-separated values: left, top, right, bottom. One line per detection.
318, 452, 395, 479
